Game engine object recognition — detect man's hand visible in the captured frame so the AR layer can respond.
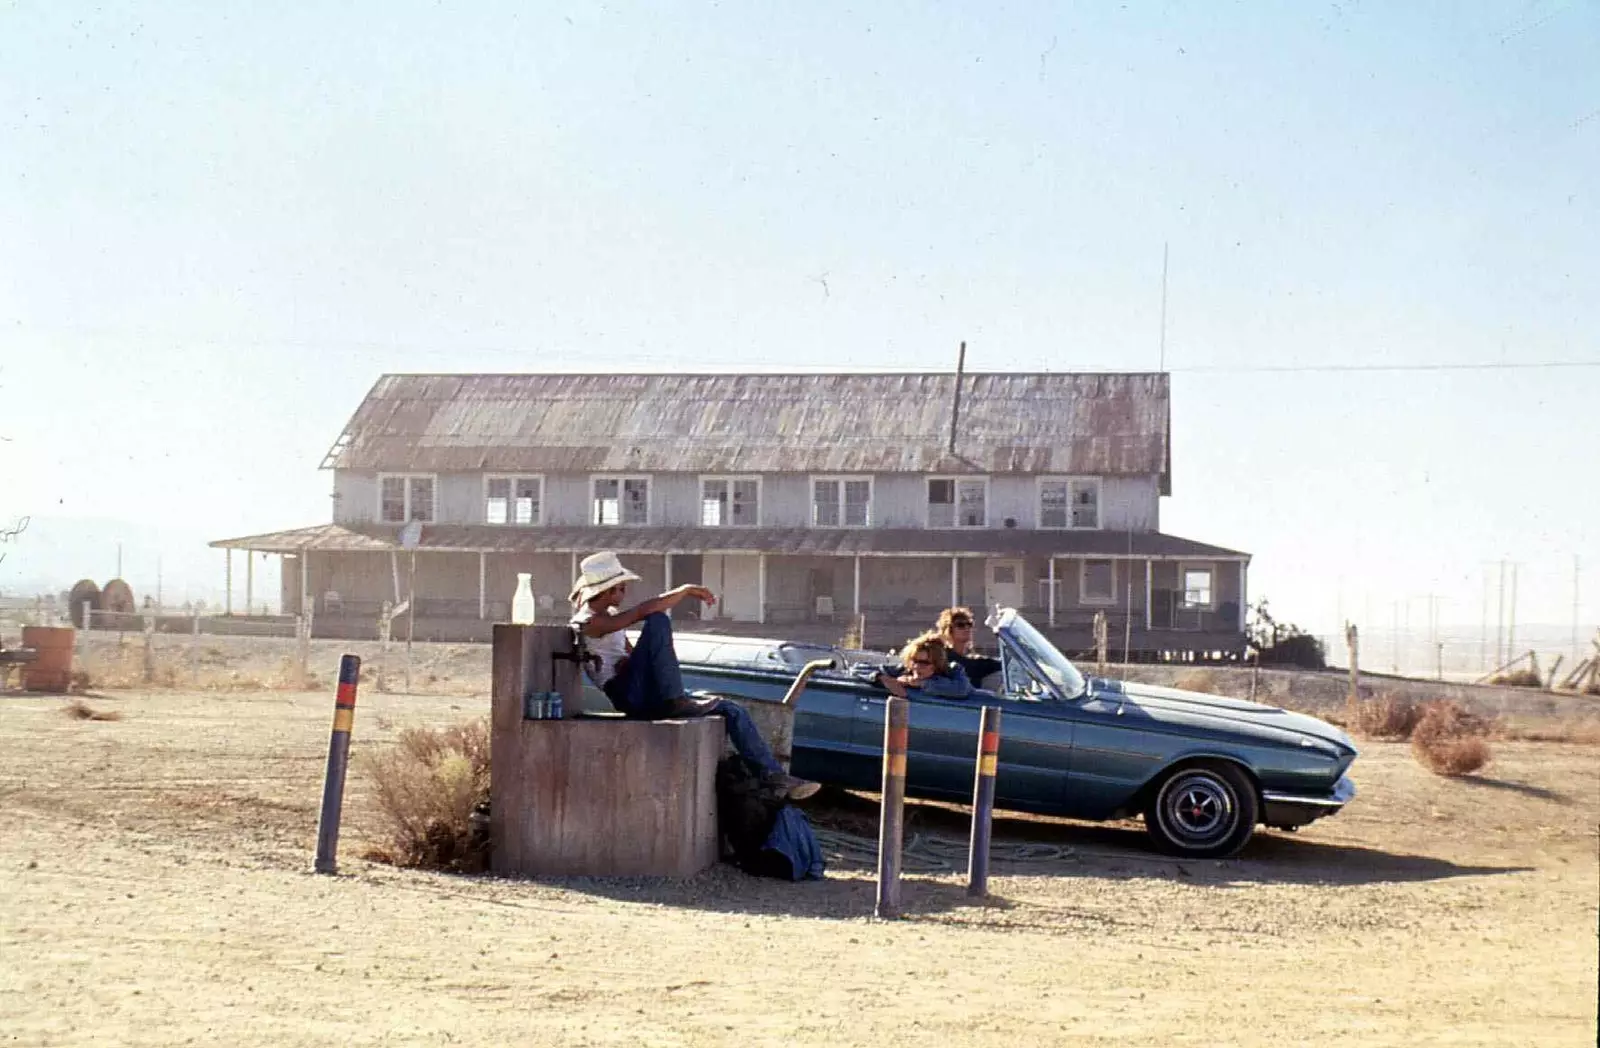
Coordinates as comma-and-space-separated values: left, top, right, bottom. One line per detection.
667, 584, 716, 607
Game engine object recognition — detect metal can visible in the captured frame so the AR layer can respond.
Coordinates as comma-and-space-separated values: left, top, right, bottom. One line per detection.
523, 691, 543, 720
547, 691, 563, 720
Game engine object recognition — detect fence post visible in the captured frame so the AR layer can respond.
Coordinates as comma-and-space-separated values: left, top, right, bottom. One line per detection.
967, 705, 1002, 898
313, 654, 362, 874
875, 696, 909, 919
142, 615, 156, 683
190, 613, 200, 682
1346, 624, 1361, 704
296, 616, 311, 690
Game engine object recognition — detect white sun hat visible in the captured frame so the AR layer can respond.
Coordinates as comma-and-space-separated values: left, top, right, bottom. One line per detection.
568, 551, 643, 605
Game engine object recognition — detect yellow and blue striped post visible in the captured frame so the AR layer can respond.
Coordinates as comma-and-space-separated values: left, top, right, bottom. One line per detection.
313, 654, 361, 875
875, 696, 910, 919
967, 705, 1003, 897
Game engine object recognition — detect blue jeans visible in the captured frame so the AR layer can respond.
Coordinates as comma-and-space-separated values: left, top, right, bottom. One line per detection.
604, 612, 783, 776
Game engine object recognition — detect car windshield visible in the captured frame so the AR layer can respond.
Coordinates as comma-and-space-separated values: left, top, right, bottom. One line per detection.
1000, 612, 1087, 699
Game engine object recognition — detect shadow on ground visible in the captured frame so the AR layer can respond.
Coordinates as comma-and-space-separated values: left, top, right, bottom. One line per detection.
1452, 774, 1570, 804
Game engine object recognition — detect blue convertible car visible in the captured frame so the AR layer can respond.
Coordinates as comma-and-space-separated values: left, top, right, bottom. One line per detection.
588, 608, 1358, 858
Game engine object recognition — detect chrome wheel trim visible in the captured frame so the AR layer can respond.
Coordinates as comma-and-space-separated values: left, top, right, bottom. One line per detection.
1159, 771, 1236, 845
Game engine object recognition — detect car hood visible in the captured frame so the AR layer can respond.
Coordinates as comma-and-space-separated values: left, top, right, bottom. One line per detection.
1092, 679, 1356, 755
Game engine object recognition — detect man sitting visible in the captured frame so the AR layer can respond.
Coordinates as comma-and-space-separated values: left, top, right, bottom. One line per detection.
568, 551, 819, 801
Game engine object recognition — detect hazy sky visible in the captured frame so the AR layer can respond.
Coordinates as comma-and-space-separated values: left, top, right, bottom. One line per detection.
2, 1, 1595, 639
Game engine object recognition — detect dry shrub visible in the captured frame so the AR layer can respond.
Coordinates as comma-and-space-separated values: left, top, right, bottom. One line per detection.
1174, 669, 1220, 694
1489, 669, 1543, 690
361, 719, 491, 872
1411, 700, 1492, 776
62, 699, 123, 722
1344, 692, 1422, 740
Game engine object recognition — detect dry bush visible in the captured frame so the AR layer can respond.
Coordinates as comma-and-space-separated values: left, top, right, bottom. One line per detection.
1488, 669, 1543, 690
1174, 669, 1220, 694
1411, 700, 1493, 776
61, 699, 123, 722
1344, 692, 1422, 740
361, 719, 491, 873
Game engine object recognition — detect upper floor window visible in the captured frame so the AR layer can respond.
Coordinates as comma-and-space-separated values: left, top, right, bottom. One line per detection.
927, 477, 987, 528
1181, 564, 1215, 609
701, 476, 760, 527
379, 474, 435, 524
592, 475, 649, 526
1039, 477, 1100, 529
485, 475, 542, 525
812, 476, 872, 528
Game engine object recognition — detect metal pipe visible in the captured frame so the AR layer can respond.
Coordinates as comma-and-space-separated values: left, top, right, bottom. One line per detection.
875, 696, 909, 919
781, 659, 836, 707
947, 341, 966, 455
967, 705, 1002, 897
314, 654, 362, 874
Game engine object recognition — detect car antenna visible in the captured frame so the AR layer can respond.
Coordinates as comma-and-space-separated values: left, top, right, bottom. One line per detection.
947, 340, 966, 456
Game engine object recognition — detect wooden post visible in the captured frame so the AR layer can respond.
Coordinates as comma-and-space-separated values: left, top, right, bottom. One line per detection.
875, 696, 909, 919
190, 613, 200, 682
296, 615, 310, 690
1047, 557, 1056, 627
1094, 611, 1108, 676
224, 549, 233, 616
142, 615, 155, 683
313, 655, 361, 874
245, 550, 254, 617
950, 557, 959, 610
853, 554, 862, 616
1346, 624, 1360, 703
967, 705, 1001, 898
478, 552, 487, 621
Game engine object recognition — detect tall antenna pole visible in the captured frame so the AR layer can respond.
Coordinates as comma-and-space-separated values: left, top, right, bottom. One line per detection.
1158, 242, 1170, 372
947, 340, 967, 455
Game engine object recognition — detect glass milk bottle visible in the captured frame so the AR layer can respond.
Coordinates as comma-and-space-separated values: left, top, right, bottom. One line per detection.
511, 573, 537, 625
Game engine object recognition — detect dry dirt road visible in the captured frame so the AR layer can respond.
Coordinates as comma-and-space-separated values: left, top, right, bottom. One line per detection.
1, 688, 1596, 1047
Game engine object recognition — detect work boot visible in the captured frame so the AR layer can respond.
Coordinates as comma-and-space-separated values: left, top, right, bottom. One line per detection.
763, 772, 821, 801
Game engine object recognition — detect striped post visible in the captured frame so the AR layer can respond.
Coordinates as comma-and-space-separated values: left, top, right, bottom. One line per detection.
874, 696, 910, 919
967, 705, 1003, 897
313, 654, 361, 874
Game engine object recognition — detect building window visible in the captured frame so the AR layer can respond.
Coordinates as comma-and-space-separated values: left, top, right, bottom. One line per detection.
1080, 559, 1116, 605
701, 477, 760, 527
592, 476, 649, 526
927, 477, 988, 528
1181, 565, 1215, 609
812, 477, 872, 528
1039, 477, 1101, 529
378, 474, 436, 524
485, 476, 542, 525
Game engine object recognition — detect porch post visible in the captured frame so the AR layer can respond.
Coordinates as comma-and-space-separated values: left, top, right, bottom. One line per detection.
569, 552, 578, 593
663, 553, 673, 618
1145, 558, 1154, 631
245, 550, 254, 616
301, 550, 310, 618
478, 552, 487, 620
224, 549, 233, 615
758, 554, 767, 625
1047, 557, 1056, 627
950, 556, 959, 609
1239, 561, 1248, 631
853, 554, 862, 615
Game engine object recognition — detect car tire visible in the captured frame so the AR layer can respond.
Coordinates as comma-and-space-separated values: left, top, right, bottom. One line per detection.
1143, 761, 1258, 859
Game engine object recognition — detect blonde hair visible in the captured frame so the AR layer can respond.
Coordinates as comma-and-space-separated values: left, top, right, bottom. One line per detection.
936, 606, 976, 640
899, 632, 950, 674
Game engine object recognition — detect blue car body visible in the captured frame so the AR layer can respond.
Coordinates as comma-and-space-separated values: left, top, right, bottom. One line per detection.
584, 609, 1358, 857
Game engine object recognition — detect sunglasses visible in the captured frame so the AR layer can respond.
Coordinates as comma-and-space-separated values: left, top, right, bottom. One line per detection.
949, 620, 974, 629
911, 657, 934, 667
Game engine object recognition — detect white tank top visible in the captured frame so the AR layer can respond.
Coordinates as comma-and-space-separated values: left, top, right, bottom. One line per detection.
570, 605, 627, 689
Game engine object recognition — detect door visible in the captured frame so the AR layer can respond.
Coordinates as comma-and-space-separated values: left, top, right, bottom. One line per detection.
986, 559, 1024, 611
703, 554, 762, 622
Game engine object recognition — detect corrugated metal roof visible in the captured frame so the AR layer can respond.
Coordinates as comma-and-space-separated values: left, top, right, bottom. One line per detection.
211, 522, 1246, 561
322, 372, 1171, 482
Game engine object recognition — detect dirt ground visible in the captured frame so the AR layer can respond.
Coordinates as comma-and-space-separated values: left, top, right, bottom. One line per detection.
1, 686, 1596, 1047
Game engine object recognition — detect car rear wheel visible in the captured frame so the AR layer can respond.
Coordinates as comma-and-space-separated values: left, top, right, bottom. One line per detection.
1144, 761, 1258, 859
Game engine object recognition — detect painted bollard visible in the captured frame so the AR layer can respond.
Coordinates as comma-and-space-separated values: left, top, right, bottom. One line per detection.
313, 654, 361, 874
874, 696, 910, 919
967, 705, 1003, 897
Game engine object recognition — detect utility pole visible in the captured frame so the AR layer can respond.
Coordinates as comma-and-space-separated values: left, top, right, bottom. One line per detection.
1480, 567, 1489, 672
1158, 242, 1170, 372
1391, 601, 1400, 674
1508, 563, 1519, 662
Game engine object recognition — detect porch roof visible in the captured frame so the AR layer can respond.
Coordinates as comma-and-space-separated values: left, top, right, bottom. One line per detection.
211, 522, 1249, 561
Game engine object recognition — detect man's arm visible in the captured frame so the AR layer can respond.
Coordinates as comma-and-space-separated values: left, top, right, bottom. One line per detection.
574, 585, 716, 638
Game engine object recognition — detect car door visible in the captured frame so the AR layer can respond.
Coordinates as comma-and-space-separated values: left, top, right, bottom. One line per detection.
850, 690, 1073, 811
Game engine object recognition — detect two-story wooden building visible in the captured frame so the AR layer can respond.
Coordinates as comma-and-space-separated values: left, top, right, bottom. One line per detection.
211, 372, 1250, 659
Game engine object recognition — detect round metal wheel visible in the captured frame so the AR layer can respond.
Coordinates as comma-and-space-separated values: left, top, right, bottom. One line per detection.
1144, 762, 1258, 858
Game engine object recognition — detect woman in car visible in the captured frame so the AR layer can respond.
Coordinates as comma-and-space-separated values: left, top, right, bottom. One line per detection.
872, 632, 973, 700
935, 606, 1003, 690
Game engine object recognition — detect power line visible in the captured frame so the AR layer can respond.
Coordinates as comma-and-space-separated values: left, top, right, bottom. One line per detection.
1167, 360, 1599, 375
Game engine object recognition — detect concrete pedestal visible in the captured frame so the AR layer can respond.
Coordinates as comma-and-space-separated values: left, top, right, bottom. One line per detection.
490, 624, 720, 878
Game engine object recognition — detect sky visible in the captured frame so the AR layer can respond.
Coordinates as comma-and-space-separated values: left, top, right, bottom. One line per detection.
1, 1, 1595, 649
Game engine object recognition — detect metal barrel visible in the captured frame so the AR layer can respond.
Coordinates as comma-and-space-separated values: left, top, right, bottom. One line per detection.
313, 654, 361, 874
967, 705, 1002, 897
875, 696, 909, 919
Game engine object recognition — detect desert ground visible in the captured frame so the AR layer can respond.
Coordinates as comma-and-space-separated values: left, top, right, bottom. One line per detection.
1, 673, 1597, 1046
